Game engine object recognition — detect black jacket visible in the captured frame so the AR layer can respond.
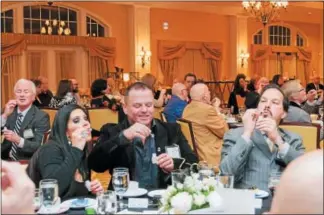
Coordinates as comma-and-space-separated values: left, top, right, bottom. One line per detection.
88, 119, 198, 189
245, 91, 260, 109
306, 83, 324, 92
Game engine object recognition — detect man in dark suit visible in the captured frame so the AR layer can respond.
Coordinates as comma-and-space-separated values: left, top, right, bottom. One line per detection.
88, 82, 198, 189
37, 76, 53, 107
1, 79, 50, 160
306, 75, 324, 92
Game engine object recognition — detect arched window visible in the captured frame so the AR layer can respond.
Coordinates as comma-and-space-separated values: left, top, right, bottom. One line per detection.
269, 25, 291, 46
1, 9, 14, 33
86, 16, 105, 37
253, 30, 263, 44
296, 33, 304, 47
23, 5, 77, 35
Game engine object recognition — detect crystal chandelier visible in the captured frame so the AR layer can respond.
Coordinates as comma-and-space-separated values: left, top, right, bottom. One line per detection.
41, 19, 71, 36
242, 0, 288, 26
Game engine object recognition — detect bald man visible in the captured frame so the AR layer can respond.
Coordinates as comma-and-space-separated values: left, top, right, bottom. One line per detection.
270, 150, 323, 214
69, 78, 81, 104
182, 83, 228, 165
163, 83, 188, 122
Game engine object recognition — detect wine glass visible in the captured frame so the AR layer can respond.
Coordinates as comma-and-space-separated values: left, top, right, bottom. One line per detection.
112, 168, 129, 209
39, 179, 59, 212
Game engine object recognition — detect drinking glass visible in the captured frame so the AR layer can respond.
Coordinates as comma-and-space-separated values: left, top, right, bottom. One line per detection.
39, 179, 59, 211
171, 170, 186, 187
34, 189, 41, 210
112, 168, 129, 208
239, 107, 246, 118
319, 107, 324, 120
268, 171, 281, 196
97, 191, 117, 215
216, 174, 234, 188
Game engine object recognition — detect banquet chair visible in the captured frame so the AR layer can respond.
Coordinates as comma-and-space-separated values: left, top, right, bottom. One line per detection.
41, 129, 51, 145
40, 108, 57, 127
235, 95, 245, 108
279, 122, 321, 152
154, 107, 164, 121
320, 140, 324, 149
88, 108, 118, 131
160, 112, 167, 122
176, 119, 198, 157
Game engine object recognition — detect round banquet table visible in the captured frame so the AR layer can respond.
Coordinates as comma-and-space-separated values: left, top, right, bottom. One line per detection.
64, 193, 272, 215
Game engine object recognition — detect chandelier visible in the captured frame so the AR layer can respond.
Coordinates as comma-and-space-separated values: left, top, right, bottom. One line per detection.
242, 0, 288, 26
41, 19, 71, 36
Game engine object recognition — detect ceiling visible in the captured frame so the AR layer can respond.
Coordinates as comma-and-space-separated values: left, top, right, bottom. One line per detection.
116, 1, 323, 24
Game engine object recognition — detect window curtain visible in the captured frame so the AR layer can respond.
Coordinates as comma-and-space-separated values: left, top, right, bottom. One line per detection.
27, 51, 46, 79
158, 40, 222, 86
55, 51, 76, 81
88, 55, 111, 86
1, 56, 20, 108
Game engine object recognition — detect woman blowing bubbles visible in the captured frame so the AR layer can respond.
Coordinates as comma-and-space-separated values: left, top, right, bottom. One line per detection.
27, 104, 103, 200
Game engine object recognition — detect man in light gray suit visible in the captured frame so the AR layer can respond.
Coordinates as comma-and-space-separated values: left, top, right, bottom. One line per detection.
281, 80, 311, 123
220, 84, 305, 191
1, 79, 50, 160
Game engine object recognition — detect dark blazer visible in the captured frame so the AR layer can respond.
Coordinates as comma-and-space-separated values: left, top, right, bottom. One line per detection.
38, 90, 53, 107
1, 105, 50, 160
88, 119, 198, 189
306, 83, 324, 92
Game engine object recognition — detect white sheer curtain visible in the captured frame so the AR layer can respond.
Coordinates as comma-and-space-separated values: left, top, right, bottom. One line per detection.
55, 51, 76, 81
27, 51, 46, 79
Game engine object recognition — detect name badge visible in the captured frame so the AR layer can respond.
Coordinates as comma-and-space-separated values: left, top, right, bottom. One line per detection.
166, 145, 181, 159
23, 129, 34, 139
128, 198, 148, 208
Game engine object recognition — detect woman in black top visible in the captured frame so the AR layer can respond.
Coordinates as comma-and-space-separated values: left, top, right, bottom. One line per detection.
227, 73, 247, 114
49, 80, 77, 108
90, 79, 119, 110
27, 104, 103, 200
32, 79, 44, 107
272, 74, 284, 87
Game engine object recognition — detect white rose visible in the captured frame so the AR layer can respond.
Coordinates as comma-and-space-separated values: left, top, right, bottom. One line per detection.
176, 183, 184, 190
184, 176, 194, 188
170, 192, 193, 213
194, 180, 203, 192
193, 194, 206, 207
192, 173, 200, 180
207, 191, 223, 209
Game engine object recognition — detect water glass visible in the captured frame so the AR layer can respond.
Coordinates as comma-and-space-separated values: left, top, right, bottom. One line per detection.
34, 189, 41, 210
171, 170, 186, 187
39, 179, 59, 210
216, 175, 234, 188
268, 171, 281, 196
112, 168, 129, 208
97, 191, 117, 215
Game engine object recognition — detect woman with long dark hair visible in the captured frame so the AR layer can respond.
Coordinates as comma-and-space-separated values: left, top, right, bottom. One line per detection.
49, 80, 77, 108
227, 73, 247, 114
27, 104, 103, 199
272, 74, 284, 87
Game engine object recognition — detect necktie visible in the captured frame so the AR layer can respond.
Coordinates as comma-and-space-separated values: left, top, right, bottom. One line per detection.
10, 113, 23, 161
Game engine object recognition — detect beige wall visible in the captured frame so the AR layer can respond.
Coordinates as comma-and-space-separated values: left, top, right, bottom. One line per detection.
150, 8, 232, 82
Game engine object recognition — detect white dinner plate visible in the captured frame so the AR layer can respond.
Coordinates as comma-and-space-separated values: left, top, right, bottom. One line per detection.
147, 189, 166, 198
37, 204, 70, 214
120, 188, 148, 197
254, 189, 269, 199
62, 197, 96, 209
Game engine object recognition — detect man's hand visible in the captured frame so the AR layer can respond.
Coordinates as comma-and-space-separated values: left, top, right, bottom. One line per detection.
1, 161, 35, 214
256, 117, 281, 143
3, 129, 21, 144
242, 109, 259, 139
157, 153, 174, 173
123, 123, 151, 144
2, 100, 17, 119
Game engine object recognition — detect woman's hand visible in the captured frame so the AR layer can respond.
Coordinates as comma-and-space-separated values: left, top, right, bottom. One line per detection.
90, 179, 104, 194
70, 127, 90, 150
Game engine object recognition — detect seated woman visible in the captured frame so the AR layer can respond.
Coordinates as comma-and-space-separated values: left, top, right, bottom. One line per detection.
141, 73, 167, 107
90, 79, 119, 111
27, 104, 103, 200
49, 80, 77, 108
227, 73, 248, 114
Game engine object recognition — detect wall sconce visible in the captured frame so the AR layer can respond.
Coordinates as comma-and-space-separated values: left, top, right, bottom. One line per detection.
139, 46, 151, 68
239, 51, 250, 68
123, 73, 130, 82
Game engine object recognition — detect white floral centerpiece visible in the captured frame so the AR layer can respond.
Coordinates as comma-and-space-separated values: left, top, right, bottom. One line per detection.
160, 173, 223, 213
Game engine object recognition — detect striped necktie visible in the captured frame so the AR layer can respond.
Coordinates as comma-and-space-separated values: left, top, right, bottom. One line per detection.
10, 113, 23, 161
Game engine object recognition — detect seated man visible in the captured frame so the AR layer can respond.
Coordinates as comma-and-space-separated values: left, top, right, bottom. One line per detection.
302, 88, 323, 115
1, 79, 50, 160
163, 83, 188, 122
306, 75, 324, 92
182, 83, 228, 166
88, 82, 198, 189
220, 84, 305, 191
37, 76, 53, 107
269, 150, 323, 214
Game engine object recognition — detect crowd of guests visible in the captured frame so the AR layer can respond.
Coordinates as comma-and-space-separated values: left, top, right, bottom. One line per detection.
1, 72, 323, 214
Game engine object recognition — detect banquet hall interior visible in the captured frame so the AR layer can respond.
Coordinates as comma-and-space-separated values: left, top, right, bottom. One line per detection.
1, 1, 323, 214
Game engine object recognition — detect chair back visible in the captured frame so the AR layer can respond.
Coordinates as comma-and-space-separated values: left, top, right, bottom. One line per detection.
279, 122, 321, 152
88, 108, 118, 131
41, 129, 51, 145
320, 140, 324, 149
153, 107, 164, 121
176, 119, 198, 156
236, 95, 245, 108
160, 112, 167, 122
40, 108, 57, 127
